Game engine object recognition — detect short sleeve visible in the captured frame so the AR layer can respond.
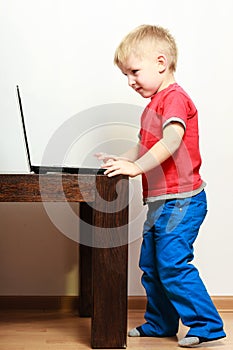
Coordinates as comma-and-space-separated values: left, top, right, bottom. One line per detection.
158, 90, 196, 130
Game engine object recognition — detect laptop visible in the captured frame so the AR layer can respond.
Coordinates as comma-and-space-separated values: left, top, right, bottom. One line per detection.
16, 85, 105, 175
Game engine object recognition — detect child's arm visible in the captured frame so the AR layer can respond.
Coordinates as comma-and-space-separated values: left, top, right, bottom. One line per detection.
103, 122, 184, 177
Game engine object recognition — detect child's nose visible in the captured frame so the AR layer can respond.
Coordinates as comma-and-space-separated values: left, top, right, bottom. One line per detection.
128, 75, 136, 87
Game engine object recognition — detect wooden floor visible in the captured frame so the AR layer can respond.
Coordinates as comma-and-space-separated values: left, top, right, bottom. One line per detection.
0, 309, 231, 350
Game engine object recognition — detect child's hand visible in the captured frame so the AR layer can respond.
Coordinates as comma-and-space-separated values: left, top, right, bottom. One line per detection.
102, 159, 142, 178
94, 152, 118, 163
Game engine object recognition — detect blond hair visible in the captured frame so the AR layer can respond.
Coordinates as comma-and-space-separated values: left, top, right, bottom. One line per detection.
114, 24, 178, 72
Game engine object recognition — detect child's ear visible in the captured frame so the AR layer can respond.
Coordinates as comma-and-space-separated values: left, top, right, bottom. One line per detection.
156, 54, 167, 73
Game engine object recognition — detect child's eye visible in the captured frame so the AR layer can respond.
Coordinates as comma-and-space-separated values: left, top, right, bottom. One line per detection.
132, 70, 139, 74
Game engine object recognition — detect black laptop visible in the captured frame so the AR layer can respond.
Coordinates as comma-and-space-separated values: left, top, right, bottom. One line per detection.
16, 85, 105, 175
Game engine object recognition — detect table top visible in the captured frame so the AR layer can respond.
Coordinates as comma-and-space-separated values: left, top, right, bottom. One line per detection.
0, 173, 98, 202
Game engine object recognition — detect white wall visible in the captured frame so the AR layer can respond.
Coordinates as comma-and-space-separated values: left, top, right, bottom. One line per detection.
0, 0, 233, 296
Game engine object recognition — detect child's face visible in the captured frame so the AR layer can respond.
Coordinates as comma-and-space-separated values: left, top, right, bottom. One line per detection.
118, 53, 165, 98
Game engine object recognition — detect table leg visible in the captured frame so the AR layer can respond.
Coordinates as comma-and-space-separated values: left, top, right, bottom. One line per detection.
91, 175, 129, 348
79, 202, 93, 317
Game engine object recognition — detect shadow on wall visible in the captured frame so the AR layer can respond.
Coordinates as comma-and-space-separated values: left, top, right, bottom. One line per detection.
0, 202, 79, 296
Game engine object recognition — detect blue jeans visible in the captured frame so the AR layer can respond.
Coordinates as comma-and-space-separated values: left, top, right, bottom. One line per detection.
139, 190, 226, 340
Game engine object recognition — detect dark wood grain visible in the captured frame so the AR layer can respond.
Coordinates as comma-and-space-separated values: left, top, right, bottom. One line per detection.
91, 175, 128, 349
0, 174, 95, 202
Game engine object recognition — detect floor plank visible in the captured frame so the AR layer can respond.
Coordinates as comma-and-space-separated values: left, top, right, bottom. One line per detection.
0, 309, 231, 349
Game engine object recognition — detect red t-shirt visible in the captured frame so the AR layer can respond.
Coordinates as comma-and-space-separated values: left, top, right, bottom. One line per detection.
139, 83, 204, 200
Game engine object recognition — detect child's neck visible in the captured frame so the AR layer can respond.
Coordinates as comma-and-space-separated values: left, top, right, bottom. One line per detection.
158, 74, 176, 92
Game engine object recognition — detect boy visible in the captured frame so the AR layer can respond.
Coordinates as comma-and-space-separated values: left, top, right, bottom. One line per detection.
96, 24, 226, 347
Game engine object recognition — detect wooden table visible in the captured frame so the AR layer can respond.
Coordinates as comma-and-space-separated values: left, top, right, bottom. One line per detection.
0, 173, 129, 348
